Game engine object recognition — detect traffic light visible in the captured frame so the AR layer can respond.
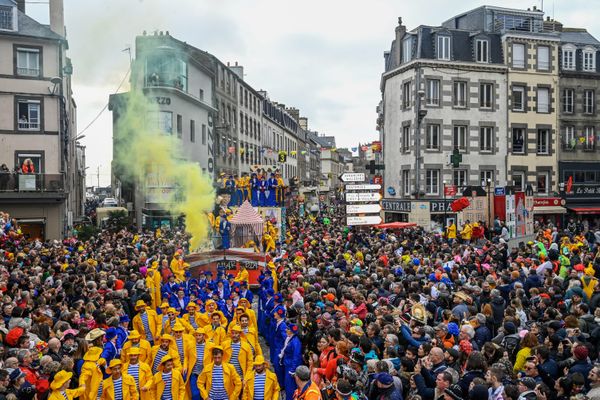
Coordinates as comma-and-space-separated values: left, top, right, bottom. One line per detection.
278, 151, 287, 163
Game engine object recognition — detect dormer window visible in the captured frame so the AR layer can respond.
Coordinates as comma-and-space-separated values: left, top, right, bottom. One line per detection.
403, 36, 413, 63
476, 39, 489, 63
0, 5, 15, 31
562, 45, 575, 70
437, 35, 451, 60
583, 47, 596, 72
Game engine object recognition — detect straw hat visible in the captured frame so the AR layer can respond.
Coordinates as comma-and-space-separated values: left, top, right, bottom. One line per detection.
50, 370, 72, 390
85, 328, 105, 342
454, 292, 470, 302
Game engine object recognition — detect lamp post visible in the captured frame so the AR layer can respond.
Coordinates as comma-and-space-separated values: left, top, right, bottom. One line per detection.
486, 178, 492, 239
443, 180, 447, 236
414, 86, 427, 199
558, 182, 565, 228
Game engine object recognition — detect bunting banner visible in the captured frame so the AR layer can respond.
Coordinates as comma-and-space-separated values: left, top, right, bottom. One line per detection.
301, 150, 307, 155
290, 151, 297, 156
371, 141, 382, 152
351, 147, 358, 152
361, 145, 369, 151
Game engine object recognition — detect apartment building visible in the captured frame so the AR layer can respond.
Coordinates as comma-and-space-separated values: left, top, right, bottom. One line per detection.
0, 0, 82, 240
234, 68, 262, 174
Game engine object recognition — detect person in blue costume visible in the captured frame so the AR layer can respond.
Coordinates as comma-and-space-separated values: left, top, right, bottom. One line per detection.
259, 175, 268, 207
235, 174, 244, 206
270, 306, 287, 388
281, 323, 304, 400
115, 315, 130, 354
266, 173, 278, 207
250, 173, 261, 207
225, 174, 237, 206
219, 210, 231, 250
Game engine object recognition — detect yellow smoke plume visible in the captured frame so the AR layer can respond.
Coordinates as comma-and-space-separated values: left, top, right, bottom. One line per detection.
113, 91, 214, 250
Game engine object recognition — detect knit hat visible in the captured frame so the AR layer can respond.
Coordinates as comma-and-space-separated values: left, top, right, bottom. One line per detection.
445, 384, 464, 400
469, 385, 489, 400
518, 377, 537, 390
375, 372, 394, 386
573, 345, 589, 360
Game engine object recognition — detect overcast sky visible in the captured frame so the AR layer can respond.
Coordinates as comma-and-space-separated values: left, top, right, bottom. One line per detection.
26, 0, 600, 186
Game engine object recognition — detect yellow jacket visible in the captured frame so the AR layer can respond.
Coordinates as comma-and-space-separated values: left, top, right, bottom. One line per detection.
143, 370, 185, 400
79, 360, 104, 400
189, 341, 213, 372
48, 387, 86, 400
132, 310, 161, 343
205, 326, 227, 346
121, 340, 153, 365
101, 374, 139, 400
233, 268, 249, 284
221, 339, 254, 378
460, 224, 472, 240
145, 269, 162, 311
173, 335, 195, 377
123, 362, 153, 400
163, 318, 192, 336
197, 362, 242, 400
446, 224, 457, 239
226, 324, 262, 357
181, 312, 203, 332
242, 369, 280, 400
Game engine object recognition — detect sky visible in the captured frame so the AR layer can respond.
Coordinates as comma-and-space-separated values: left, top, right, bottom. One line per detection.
25, 0, 600, 186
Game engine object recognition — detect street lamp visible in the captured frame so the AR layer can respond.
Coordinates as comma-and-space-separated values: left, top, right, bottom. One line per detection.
414, 88, 427, 199
486, 178, 492, 238
443, 180, 447, 236
558, 182, 566, 228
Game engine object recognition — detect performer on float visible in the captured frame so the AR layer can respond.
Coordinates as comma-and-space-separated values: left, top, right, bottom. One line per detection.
266, 173, 278, 207
225, 174, 236, 207
276, 172, 285, 206
258, 175, 268, 207
235, 174, 244, 207
250, 173, 260, 207
218, 210, 231, 250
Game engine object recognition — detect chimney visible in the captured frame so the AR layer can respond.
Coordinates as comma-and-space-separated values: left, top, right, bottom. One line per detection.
395, 17, 406, 67
49, 0, 65, 37
299, 117, 308, 130
16, 0, 25, 13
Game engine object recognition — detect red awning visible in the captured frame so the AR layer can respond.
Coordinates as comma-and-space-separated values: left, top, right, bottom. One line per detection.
375, 222, 417, 229
569, 207, 600, 215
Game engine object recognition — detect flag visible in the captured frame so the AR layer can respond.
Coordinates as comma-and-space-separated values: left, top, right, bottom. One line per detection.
290, 151, 297, 156
351, 147, 358, 152
300, 150, 307, 155
361, 145, 369, 151
567, 176, 573, 193
240, 148, 245, 155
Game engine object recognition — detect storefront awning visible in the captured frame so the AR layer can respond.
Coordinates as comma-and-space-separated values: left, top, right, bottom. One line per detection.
533, 206, 566, 215
569, 206, 600, 215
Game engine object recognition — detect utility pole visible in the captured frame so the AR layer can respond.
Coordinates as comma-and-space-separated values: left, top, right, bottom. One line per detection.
97, 165, 100, 188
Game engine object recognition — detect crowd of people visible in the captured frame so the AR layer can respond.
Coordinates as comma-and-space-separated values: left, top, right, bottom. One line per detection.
2, 202, 600, 400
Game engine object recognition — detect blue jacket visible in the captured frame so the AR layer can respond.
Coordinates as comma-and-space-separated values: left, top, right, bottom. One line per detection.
281, 335, 303, 369
169, 295, 190, 313
240, 289, 254, 304
115, 327, 128, 351
400, 325, 429, 348
270, 320, 287, 365
474, 326, 492, 349
101, 341, 118, 364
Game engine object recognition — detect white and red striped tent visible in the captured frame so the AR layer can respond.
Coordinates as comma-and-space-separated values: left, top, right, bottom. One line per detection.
230, 200, 264, 247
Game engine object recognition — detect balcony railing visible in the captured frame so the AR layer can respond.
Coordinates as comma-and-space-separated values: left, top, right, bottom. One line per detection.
18, 121, 39, 130
561, 135, 596, 151
17, 67, 39, 76
0, 173, 64, 192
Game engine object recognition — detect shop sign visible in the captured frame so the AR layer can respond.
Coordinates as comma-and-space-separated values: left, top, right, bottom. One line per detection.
382, 199, 411, 212
534, 197, 563, 207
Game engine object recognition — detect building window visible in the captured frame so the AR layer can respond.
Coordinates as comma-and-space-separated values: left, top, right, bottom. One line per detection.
536, 173, 548, 194
426, 79, 440, 106
402, 170, 410, 195
512, 86, 525, 111
536, 129, 549, 154
479, 83, 493, 109
562, 89, 574, 113
537, 46, 550, 71
176, 114, 182, 138
453, 81, 467, 107
145, 56, 187, 91
158, 111, 172, 134
402, 125, 410, 153
584, 90, 595, 114
453, 170, 467, 188
426, 170, 439, 195
403, 37, 412, 63
536, 87, 549, 113
202, 124, 206, 145
480, 170, 494, 186
583, 48, 596, 72
563, 125, 575, 150
190, 120, 195, 143
17, 100, 40, 130
562, 47, 575, 70
476, 39, 489, 63
512, 128, 525, 154
16, 153, 42, 174
437, 36, 450, 60
453, 125, 467, 151
199, 89, 204, 101
426, 124, 440, 150
0, 6, 14, 31
584, 126, 596, 150
513, 172, 525, 191
512, 43, 525, 68
402, 81, 411, 109
16, 48, 40, 77
479, 126, 493, 152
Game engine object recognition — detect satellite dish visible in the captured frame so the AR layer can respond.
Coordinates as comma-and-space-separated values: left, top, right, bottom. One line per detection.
50, 77, 62, 85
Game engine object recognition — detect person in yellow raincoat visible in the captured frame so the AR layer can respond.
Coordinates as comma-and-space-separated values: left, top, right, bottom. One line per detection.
149, 334, 182, 375
222, 325, 254, 380
582, 265, 597, 299
243, 240, 260, 253
145, 263, 162, 312
267, 261, 278, 292
169, 251, 187, 283
276, 173, 285, 206
242, 355, 280, 400
181, 302, 202, 332
228, 309, 262, 357
121, 330, 152, 365
237, 298, 257, 330
132, 300, 160, 345
79, 347, 106, 400
142, 355, 185, 400
101, 359, 139, 400
48, 370, 86, 400
171, 323, 195, 382
262, 233, 276, 253
123, 347, 153, 400
233, 264, 249, 285
205, 312, 227, 346
197, 346, 242, 400
198, 300, 227, 328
